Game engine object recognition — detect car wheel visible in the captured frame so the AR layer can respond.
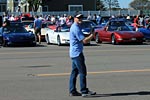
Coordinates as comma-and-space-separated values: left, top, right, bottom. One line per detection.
2, 39, 7, 47
111, 34, 117, 45
57, 36, 61, 46
95, 33, 102, 43
45, 34, 50, 45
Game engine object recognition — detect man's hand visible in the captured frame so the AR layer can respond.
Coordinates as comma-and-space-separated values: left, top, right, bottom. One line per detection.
90, 26, 95, 34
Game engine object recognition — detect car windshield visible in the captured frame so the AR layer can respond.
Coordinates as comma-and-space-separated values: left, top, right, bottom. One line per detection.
81, 21, 96, 28
108, 25, 131, 31
28, 23, 49, 28
107, 21, 131, 31
100, 17, 110, 24
9, 26, 28, 33
22, 21, 34, 26
110, 21, 126, 26
60, 26, 70, 32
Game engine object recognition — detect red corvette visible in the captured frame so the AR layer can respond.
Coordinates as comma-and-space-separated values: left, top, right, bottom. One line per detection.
94, 18, 144, 45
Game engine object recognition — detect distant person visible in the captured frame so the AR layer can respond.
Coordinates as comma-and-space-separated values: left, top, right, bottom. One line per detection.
66, 15, 73, 27
59, 15, 66, 26
34, 15, 42, 44
39, 15, 45, 21
0, 20, 10, 46
126, 14, 130, 20
1, 19, 10, 33
69, 14, 96, 97
87, 14, 92, 20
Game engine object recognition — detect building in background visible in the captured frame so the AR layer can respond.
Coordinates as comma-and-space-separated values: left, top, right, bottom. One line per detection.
0, 0, 96, 14
42, 0, 96, 12
0, 0, 7, 12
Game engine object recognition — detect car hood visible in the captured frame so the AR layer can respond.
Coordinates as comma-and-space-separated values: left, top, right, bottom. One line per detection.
138, 28, 150, 34
3, 32, 34, 37
82, 28, 91, 35
59, 32, 69, 39
82, 28, 90, 32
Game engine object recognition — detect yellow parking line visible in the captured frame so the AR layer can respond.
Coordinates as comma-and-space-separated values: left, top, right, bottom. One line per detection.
36, 68, 150, 77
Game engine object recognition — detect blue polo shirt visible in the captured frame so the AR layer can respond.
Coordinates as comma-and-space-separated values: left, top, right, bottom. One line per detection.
69, 22, 85, 58
34, 18, 42, 28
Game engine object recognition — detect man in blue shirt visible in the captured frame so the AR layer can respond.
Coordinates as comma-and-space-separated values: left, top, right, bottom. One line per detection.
69, 14, 96, 97
34, 15, 42, 44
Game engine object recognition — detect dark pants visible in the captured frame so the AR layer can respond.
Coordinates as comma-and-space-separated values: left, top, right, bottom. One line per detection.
69, 53, 88, 94
34, 27, 41, 35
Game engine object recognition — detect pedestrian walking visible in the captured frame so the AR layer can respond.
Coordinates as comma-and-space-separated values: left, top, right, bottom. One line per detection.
34, 15, 42, 44
69, 14, 96, 97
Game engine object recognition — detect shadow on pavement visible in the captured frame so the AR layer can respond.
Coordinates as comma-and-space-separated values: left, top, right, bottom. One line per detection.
84, 91, 150, 98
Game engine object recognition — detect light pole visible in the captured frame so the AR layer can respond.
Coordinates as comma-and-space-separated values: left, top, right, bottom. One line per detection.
26, 2, 29, 13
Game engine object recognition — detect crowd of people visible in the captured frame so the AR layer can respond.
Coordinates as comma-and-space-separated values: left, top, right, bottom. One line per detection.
1, 13, 150, 29
1, 13, 74, 27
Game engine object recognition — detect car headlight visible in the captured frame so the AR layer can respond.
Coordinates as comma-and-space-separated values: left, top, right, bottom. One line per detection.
118, 38, 123, 40
131, 38, 136, 40
4, 36, 13, 40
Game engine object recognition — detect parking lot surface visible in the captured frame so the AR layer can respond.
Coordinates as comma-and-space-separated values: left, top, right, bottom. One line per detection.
0, 42, 150, 100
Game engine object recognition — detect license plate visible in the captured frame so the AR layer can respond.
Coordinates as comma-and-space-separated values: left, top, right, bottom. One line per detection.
131, 38, 136, 40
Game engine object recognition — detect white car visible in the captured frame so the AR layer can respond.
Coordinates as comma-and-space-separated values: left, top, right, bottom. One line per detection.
45, 26, 70, 46
25, 21, 51, 40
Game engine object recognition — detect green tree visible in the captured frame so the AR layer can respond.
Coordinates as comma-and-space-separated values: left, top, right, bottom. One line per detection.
96, 0, 106, 11
21, 0, 42, 12
27, 0, 42, 12
104, 0, 120, 10
130, 0, 150, 11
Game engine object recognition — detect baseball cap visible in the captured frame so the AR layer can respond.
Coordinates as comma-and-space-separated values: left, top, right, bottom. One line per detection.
74, 14, 83, 19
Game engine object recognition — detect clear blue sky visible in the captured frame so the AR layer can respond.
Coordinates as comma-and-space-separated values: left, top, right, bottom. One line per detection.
118, 0, 133, 8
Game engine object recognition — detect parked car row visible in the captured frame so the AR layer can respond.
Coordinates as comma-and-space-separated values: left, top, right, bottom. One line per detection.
0, 17, 150, 47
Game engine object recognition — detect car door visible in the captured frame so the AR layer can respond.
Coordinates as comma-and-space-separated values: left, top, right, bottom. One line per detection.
102, 25, 116, 42
41, 23, 50, 36
99, 26, 110, 42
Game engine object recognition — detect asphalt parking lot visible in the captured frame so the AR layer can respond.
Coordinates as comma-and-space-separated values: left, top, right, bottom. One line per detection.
0, 42, 150, 100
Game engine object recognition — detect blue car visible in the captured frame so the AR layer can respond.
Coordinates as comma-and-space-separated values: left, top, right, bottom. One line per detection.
138, 24, 150, 40
0, 22, 37, 47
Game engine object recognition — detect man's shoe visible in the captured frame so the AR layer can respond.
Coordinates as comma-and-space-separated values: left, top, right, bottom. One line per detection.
82, 90, 96, 97
69, 91, 81, 96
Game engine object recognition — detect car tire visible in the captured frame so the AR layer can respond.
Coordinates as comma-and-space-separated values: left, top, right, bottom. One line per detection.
45, 34, 50, 45
95, 33, 102, 43
57, 35, 61, 46
111, 34, 117, 45
2, 39, 7, 47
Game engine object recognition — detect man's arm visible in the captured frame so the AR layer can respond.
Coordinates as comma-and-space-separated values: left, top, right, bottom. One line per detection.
82, 34, 94, 44
82, 27, 94, 44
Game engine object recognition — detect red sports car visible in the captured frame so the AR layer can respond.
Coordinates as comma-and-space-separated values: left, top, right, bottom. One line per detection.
94, 18, 144, 45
